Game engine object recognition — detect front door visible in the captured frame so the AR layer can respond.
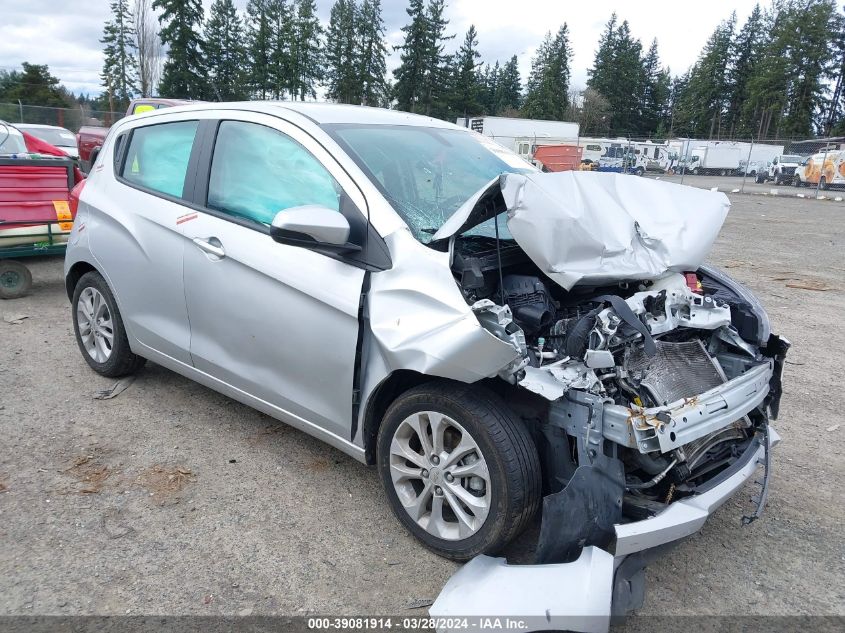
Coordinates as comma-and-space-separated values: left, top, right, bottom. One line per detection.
181, 115, 367, 441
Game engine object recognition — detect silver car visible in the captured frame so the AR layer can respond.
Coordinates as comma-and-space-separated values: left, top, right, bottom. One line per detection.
65, 103, 788, 624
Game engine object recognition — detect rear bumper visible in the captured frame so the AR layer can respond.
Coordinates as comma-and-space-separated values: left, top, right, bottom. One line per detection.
430, 426, 780, 632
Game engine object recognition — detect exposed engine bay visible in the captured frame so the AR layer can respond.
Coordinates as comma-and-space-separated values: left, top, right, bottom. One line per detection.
449, 233, 787, 533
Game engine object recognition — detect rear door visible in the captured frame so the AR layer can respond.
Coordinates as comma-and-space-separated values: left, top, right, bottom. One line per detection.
180, 112, 371, 440
89, 117, 201, 363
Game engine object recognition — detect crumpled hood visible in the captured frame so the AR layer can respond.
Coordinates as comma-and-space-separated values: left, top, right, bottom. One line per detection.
434, 171, 731, 291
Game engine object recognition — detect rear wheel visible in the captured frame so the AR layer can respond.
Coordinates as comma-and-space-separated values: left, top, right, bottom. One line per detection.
377, 381, 541, 561
0, 260, 32, 299
72, 271, 145, 377
820, 176, 829, 190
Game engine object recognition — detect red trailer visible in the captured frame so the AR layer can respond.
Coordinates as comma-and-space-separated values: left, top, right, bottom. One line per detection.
0, 156, 81, 298
533, 144, 584, 172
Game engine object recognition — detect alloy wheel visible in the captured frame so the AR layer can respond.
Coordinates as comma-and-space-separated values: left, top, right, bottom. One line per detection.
76, 287, 114, 363
388, 411, 491, 541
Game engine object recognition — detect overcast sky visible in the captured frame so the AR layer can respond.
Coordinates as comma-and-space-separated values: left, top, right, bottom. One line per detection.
1, 0, 761, 99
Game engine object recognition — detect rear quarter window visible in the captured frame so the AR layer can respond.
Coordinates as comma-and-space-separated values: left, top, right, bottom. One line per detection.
121, 120, 199, 198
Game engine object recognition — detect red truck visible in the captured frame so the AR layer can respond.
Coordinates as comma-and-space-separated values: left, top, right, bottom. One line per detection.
76, 98, 192, 172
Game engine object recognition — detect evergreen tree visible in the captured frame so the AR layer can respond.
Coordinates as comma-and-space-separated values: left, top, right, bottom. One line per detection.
325, 0, 360, 103
358, 0, 389, 106
523, 25, 571, 121
639, 39, 670, 135
0, 63, 73, 108
674, 14, 736, 137
269, 0, 293, 99
245, 0, 276, 99
779, 0, 842, 136
101, 0, 139, 108
422, 0, 454, 118
393, 0, 430, 113
450, 25, 483, 117
587, 15, 645, 135
202, 0, 248, 101
495, 55, 522, 113
153, 0, 206, 98
289, 0, 323, 100
724, 4, 765, 136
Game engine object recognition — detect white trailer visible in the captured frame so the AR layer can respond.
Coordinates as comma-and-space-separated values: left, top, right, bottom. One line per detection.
681, 145, 743, 175
456, 116, 579, 159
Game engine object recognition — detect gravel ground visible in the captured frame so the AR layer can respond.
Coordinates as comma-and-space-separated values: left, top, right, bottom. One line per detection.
1, 193, 844, 622
644, 172, 845, 201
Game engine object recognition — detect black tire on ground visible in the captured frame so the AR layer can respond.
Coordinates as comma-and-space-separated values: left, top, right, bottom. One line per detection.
0, 260, 33, 299
71, 270, 146, 377
820, 176, 828, 190
635, 167, 644, 177
692, 168, 700, 175
756, 173, 765, 184
793, 176, 801, 187
377, 380, 541, 562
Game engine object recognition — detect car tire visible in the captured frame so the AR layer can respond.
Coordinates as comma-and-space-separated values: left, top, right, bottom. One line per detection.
635, 167, 644, 177
793, 176, 800, 187
692, 168, 699, 175
72, 271, 146, 377
820, 176, 828, 190
377, 380, 541, 562
0, 260, 33, 299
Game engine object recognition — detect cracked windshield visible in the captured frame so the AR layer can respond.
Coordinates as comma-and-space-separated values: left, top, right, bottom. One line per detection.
328, 124, 534, 242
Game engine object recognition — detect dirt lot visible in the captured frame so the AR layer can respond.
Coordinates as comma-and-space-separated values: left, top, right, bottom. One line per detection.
644, 172, 845, 201
1, 193, 844, 622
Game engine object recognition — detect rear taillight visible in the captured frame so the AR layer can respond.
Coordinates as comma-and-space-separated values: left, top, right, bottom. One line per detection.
684, 272, 703, 294
69, 179, 87, 217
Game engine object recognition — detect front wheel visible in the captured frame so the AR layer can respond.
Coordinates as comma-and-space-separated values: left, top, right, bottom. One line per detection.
793, 176, 801, 187
377, 381, 541, 561
820, 176, 829, 190
72, 271, 146, 377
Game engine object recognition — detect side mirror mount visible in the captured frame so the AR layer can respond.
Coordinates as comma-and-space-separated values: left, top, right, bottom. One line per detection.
270, 205, 360, 253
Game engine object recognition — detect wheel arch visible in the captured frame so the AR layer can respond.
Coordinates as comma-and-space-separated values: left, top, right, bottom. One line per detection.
362, 369, 435, 464
65, 260, 99, 301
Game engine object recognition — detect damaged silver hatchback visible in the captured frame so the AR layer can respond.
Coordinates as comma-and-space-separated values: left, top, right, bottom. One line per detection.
65, 103, 788, 627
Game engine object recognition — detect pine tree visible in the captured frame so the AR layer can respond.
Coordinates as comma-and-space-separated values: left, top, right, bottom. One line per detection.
153, 0, 206, 98
639, 39, 670, 135
289, 0, 323, 100
393, 0, 430, 112
422, 0, 454, 118
101, 0, 139, 108
358, 0, 389, 106
202, 0, 248, 101
325, 0, 360, 103
523, 25, 571, 121
675, 14, 736, 138
724, 4, 765, 136
269, 0, 293, 99
495, 55, 522, 113
245, 0, 275, 99
779, 0, 842, 136
587, 15, 645, 135
450, 25, 483, 118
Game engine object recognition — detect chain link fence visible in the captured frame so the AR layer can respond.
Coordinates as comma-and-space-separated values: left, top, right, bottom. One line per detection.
0, 102, 125, 133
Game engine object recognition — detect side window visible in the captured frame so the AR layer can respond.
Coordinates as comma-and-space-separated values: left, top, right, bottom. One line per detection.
207, 120, 341, 225
112, 133, 126, 171
132, 103, 156, 115
121, 120, 199, 198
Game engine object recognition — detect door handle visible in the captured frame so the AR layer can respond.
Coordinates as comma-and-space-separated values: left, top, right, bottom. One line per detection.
193, 237, 225, 258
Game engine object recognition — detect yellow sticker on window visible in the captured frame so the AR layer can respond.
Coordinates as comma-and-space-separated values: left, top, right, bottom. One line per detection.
133, 104, 156, 114
53, 200, 74, 231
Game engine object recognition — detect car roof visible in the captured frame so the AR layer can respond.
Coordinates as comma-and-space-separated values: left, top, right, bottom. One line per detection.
150, 101, 464, 130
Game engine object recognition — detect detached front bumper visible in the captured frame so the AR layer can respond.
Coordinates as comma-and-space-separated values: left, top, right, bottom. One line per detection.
430, 427, 781, 632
